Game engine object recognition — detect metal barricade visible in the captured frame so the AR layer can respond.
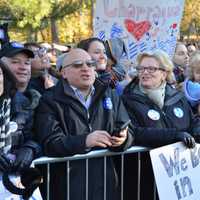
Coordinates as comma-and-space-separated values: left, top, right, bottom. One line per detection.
33, 146, 157, 200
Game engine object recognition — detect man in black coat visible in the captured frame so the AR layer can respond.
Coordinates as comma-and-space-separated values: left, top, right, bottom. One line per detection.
0, 41, 42, 172
35, 48, 134, 200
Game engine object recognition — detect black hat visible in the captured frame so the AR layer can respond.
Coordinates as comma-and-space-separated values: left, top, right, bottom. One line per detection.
0, 42, 34, 58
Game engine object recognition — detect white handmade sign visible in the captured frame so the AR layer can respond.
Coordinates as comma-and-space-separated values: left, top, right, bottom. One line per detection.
94, 0, 185, 60
150, 142, 200, 200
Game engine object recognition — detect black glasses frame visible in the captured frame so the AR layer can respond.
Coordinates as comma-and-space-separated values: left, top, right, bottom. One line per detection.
136, 66, 165, 73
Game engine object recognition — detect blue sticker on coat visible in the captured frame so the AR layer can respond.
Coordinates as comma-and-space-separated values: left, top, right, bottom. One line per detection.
103, 97, 113, 110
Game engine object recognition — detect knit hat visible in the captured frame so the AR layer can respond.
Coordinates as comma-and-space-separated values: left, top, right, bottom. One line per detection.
184, 79, 200, 106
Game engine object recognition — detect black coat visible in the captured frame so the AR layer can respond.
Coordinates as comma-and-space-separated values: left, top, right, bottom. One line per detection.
35, 79, 133, 200
122, 79, 200, 147
28, 76, 46, 95
11, 89, 42, 157
121, 79, 200, 200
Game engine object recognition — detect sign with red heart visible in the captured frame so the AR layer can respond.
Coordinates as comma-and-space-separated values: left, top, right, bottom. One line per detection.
94, 0, 185, 60
124, 19, 151, 41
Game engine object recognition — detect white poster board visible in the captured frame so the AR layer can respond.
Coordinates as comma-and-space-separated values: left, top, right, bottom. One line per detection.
94, 0, 185, 61
150, 142, 200, 200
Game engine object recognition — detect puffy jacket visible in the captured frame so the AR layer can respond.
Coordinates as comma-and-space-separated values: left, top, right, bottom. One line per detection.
34, 79, 133, 200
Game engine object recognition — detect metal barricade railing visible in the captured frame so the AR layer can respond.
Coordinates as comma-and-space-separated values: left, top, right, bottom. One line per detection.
33, 146, 157, 200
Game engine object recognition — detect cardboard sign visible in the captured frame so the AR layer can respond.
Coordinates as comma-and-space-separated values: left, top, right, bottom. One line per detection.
0, 175, 43, 200
94, 0, 185, 60
150, 142, 200, 200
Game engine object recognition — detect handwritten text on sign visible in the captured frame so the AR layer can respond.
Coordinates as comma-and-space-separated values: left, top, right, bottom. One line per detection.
94, 0, 185, 60
150, 142, 200, 200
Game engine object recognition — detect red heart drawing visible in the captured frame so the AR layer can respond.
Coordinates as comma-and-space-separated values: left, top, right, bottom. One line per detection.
124, 19, 151, 41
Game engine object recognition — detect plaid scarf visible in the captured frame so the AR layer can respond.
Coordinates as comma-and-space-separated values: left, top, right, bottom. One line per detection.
0, 98, 11, 154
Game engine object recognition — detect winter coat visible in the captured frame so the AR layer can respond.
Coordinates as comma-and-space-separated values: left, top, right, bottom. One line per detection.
28, 76, 46, 95
34, 79, 133, 200
122, 78, 200, 147
120, 78, 200, 200
10, 89, 42, 157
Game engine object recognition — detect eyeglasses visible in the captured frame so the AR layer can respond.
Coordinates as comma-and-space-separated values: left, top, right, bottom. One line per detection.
63, 60, 97, 69
136, 66, 165, 73
33, 48, 47, 58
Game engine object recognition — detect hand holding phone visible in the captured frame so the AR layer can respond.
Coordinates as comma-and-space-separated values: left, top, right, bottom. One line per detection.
112, 120, 131, 137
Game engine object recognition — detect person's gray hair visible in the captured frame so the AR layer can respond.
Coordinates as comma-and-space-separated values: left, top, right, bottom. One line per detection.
136, 49, 175, 83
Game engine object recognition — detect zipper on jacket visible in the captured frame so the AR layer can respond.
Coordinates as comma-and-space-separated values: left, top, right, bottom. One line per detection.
87, 111, 92, 132
162, 111, 166, 116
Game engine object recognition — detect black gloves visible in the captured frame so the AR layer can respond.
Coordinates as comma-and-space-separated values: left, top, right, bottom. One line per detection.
0, 153, 12, 172
13, 147, 34, 171
176, 132, 196, 148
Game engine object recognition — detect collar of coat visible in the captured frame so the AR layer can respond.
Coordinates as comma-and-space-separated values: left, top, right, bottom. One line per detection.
123, 77, 185, 106
51, 78, 109, 105
11, 89, 41, 112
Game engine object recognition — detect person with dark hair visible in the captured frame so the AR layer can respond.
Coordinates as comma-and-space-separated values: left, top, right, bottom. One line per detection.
0, 61, 43, 199
0, 61, 16, 164
173, 42, 189, 86
187, 43, 197, 57
77, 37, 125, 88
77, 38, 103, 52
0, 60, 16, 98
24, 42, 56, 95
0, 41, 42, 172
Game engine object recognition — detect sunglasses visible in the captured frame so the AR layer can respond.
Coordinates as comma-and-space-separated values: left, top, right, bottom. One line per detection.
63, 60, 97, 69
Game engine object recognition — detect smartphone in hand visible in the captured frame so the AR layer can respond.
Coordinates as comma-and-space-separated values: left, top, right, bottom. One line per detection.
112, 120, 131, 137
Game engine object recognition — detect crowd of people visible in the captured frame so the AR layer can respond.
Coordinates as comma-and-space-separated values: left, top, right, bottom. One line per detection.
0, 23, 200, 200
